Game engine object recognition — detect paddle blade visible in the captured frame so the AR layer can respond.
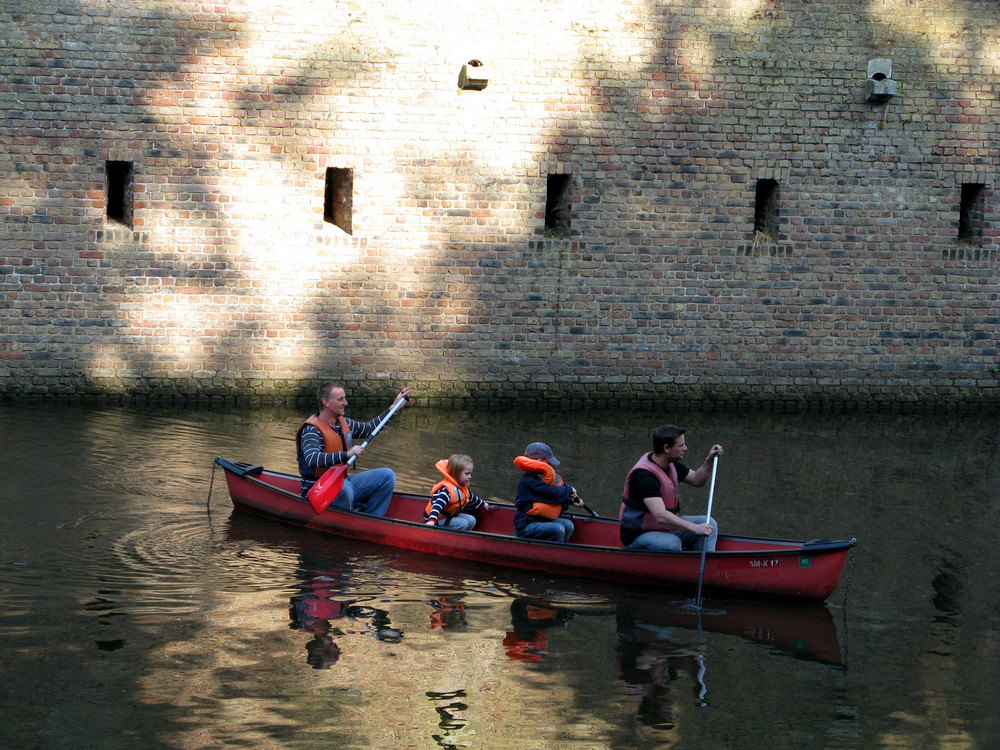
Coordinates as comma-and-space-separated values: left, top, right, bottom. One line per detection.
307, 465, 347, 513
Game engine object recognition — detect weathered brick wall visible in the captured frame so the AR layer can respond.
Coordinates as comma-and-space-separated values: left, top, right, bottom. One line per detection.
1, 1, 998, 410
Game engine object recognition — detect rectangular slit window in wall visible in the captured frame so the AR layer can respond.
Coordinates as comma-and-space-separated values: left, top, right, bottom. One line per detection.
106, 160, 133, 228
754, 178, 779, 237
324, 167, 353, 235
545, 173, 571, 238
958, 182, 985, 247
750, 178, 782, 256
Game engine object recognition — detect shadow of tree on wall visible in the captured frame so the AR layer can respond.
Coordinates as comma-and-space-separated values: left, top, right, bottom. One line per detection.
504, 0, 1000, 401
3, 0, 997, 407
2, 2, 395, 401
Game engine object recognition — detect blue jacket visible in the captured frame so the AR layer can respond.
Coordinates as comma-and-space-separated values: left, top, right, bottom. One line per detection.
513, 473, 574, 533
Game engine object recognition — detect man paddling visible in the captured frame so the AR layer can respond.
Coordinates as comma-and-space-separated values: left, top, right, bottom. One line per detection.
619, 425, 722, 551
296, 383, 412, 516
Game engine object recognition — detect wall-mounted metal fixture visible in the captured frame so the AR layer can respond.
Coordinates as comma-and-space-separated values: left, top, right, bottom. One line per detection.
865, 58, 898, 103
458, 59, 489, 91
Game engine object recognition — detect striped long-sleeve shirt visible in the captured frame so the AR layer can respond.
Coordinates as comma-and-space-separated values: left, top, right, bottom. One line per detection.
297, 409, 391, 479
424, 487, 485, 524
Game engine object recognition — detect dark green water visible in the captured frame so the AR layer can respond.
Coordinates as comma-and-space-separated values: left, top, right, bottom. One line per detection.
1, 402, 998, 749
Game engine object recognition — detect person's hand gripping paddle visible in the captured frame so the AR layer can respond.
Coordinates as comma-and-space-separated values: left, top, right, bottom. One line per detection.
307, 395, 408, 513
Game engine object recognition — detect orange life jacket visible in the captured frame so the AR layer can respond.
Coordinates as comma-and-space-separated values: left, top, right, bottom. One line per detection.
299, 415, 352, 478
425, 459, 472, 518
513, 455, 565, 520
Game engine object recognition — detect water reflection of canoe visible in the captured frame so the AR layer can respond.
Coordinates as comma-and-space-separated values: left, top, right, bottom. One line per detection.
215, 458, 856, 602
613, 597, 844, 668
223, 511, 845, 668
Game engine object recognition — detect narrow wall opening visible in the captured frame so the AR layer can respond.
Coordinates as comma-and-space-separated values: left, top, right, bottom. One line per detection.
754, 178, 779, 240
545, 173, 571, 238
106, 160, 133, 228
324, 167, 353, 235
958, 182, 985, 248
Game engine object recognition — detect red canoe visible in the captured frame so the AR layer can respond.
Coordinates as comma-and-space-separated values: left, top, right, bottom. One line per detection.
215, 458, 857, 602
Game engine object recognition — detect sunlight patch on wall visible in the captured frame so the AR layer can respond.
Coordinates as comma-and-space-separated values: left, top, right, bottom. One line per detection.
873, 0, 980, 74
723, 0, 768, 20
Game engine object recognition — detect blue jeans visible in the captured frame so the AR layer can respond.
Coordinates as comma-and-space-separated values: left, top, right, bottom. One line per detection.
435, 512, 477, 530
329, 468, 396, 517
626, 515, 718, 552
517, 517, 575, 543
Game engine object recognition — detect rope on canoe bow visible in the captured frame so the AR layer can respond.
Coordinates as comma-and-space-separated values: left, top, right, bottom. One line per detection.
837, 540, 857, 673
840, 539, 857, 609
207, 460, 218, 512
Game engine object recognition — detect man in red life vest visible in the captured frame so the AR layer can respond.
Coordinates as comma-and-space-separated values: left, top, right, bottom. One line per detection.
619, 425, 723, 551
296, 383, 412, 516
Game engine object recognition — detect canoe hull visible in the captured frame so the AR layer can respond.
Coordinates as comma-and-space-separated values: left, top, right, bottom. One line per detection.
216, 458, 855, 601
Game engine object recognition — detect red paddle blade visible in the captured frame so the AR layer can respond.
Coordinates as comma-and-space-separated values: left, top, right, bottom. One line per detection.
307, 465, 348, 513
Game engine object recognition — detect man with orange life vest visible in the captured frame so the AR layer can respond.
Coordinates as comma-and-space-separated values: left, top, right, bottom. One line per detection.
424, 454, 490, 530
620, 425, 723, 552
296, 383, 412, 516
512, 442, 583, 543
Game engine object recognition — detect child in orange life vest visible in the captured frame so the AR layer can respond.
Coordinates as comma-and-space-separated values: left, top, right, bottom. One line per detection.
425, 454, 490, 530
512, 442, 583, 543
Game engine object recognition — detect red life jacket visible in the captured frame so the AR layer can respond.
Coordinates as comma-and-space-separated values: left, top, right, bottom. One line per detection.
425, 459, 472, 518
299, 415, 352, 478
513, 455, 565, 520
619, 453, 679, 531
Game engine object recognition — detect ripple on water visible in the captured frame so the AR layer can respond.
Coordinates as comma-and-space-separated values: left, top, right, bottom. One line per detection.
102, 513, 313, 615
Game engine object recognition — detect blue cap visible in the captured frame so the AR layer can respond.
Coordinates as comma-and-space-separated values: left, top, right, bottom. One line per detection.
525, 442, 560, 465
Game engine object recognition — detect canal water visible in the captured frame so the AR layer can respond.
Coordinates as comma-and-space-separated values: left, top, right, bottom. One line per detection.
1, 401, 998, 749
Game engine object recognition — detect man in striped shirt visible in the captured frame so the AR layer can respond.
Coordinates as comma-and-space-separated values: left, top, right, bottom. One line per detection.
296, 383, 412, 516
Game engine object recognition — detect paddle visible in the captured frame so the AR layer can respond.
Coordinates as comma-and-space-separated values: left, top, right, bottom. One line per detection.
306, 396, 408, 514
565, 487, 598, 518
693, 454, 719, 610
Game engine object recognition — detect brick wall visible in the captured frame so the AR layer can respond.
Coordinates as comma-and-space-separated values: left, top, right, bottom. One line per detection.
1, 0, 998, 410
